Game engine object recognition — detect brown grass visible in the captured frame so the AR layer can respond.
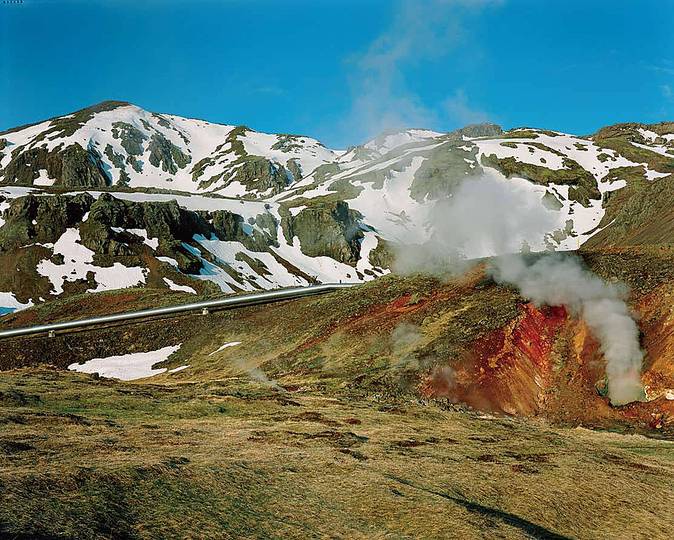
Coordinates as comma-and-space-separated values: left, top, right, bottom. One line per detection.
0, 368, 673, 539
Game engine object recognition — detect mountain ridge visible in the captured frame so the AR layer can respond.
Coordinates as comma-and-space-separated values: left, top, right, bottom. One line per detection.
0, 101, 673, 313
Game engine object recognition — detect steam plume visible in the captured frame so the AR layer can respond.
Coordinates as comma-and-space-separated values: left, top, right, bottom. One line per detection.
490, 254, 644, 405
393, 171, 560, 274
395, 172, 644, 405
341, 0, 499, 143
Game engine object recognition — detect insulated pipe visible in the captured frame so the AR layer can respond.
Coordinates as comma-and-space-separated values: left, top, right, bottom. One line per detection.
0, 283, 355, 340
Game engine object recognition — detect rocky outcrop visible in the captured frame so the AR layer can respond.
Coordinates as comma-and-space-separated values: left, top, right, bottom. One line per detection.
79, 194, 212, 270
196, 126, 293, 195
411, 144, 482, 201
111, 122, 146, 156
480, 153, 600, 205
594, 122, 674, 142
453, 123, 503, 139
211, 210, 277, 251
0, 193, 93, 251
282, 201, 364, 265
148, 133, 191, 174
1, 144, 110, 188
0, 192, 279, 276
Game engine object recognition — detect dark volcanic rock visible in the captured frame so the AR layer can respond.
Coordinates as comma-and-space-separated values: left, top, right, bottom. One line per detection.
454, 123, 503, 138
79, 194, 211, 261
282, 201, 363, 265
0, 193, 93, 251
1, 144, 110, 187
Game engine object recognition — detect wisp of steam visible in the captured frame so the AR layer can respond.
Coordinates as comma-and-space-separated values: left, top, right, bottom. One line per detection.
490, 254, 644, 405
393, 171, 560, 274
395, 172, 644, 405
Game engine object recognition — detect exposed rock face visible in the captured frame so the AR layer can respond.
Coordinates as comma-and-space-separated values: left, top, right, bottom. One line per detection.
195, 127, 294, 195
368, 238, 395, 269
0, 191, 287, 288
0, 193, 93, 250
60, 145, 110, 187
1, 144, 110, 187
453, 123, 503, 139
211, 210, 277, 251
411, 144, 482, 201
84, 194, 208, 243
148, 133, 191, 174
282, 201, 364, 265
2, 147, 57, 185
111, 122, 146, 156
232, 157, 291, 195
79, 194, 211, 271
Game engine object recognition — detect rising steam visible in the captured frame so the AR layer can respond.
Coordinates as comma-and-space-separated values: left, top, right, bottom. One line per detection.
394, 172, 644, 405
490, 254, 644, 405
393, 172, 561, 275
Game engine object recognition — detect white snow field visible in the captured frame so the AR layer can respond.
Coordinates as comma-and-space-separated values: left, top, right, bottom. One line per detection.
209, 341, 242, 356
36, 228, 148, 295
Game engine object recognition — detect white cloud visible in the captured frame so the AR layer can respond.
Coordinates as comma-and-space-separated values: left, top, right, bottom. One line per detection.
443, 88, 490, 125
340, 0, 501, 143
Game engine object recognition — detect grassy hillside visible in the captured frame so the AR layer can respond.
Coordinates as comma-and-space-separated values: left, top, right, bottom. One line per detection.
1, 367, 673, 539
2, 250, 674, 427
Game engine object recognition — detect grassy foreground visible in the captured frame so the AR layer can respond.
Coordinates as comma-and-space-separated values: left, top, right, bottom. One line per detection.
1, 251, 674, 538
0, 367, 673, 539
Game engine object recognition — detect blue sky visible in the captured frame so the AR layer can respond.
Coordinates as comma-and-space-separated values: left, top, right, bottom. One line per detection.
1, 0, 673, 148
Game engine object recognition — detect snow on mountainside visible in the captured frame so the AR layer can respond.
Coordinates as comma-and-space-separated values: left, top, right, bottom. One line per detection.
1, 101, 674, 313
0, 101, 339, 197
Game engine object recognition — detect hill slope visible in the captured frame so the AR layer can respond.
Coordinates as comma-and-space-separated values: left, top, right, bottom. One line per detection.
2, 105, 674, 538
1, 249, 673, 538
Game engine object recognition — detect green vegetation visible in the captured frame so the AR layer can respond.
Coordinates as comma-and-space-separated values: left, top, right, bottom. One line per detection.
481, 153, 600, 205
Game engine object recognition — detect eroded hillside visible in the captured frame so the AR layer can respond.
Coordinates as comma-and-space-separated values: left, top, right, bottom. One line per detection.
2, 248, 672, 434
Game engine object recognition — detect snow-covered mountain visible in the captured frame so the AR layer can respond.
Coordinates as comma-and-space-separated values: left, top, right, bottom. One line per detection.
0, 101, 339, 197
1, 101, 673, 312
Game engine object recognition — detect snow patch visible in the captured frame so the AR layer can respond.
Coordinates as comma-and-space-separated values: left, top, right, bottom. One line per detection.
0, 200, 10, 228
157, 256, 179, 268
209, 341, 241, 356
37, 228, 148, 295
33, 169, 56, 187
169, 365, 190, 373
68, 344, 182, 380
0, 292, 33, 314
163, 277, 197, 294
112, 227, 159, 250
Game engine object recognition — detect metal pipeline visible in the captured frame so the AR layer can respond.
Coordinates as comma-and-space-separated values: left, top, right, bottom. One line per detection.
0, 283, 356, 340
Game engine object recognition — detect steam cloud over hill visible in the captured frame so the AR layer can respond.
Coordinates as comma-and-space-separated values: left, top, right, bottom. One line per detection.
395, 173, 645, 405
